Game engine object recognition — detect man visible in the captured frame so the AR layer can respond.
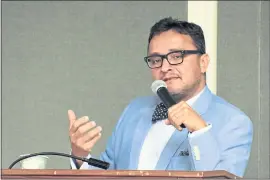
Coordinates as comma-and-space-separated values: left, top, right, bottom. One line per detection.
68, 17, 253, 177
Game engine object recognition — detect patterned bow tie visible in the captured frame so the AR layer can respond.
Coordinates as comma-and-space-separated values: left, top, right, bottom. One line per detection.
152, 102, 168, 123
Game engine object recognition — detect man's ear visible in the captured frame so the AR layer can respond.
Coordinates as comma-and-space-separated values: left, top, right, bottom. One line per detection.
199, 53, 210, 73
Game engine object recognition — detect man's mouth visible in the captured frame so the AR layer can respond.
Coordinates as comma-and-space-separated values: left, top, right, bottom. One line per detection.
163, 77, 178, 81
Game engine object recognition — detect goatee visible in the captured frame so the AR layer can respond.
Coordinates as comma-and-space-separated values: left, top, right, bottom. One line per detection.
171, 93, 186, 103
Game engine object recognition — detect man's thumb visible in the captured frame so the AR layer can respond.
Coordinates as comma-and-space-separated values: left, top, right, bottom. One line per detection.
68, 110, 76, 129
164, 119, 171, 125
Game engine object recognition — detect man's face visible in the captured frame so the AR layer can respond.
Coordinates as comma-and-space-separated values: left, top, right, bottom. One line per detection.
148, 30, 208, 99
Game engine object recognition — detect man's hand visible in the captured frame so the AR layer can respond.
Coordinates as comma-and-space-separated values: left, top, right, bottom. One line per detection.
165, 101, 207, 132
68, 110, 102, 167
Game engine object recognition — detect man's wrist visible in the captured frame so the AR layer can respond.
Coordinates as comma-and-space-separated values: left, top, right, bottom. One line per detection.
71, 151, 86, 169
192, 121, 208, 132
188, 123, 212, 138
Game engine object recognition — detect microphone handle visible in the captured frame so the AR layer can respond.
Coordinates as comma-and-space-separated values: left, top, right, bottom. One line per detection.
157, 87, 186, 128
156, 87, 176, 107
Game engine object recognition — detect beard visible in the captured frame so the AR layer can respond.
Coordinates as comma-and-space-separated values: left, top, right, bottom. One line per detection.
170, 91, 188, 103
168, 79, 202, 103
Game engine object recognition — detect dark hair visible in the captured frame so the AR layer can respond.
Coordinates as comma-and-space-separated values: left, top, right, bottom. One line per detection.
148, 17, 206, 54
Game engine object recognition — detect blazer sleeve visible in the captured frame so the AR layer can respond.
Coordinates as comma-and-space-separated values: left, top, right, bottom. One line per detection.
188, 114, 253, 177
70, 99, 134, 170
98, 100, 135, 169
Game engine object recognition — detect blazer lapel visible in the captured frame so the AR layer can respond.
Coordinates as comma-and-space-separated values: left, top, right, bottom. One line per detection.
154, 86, 213, 170
154, 128, 188, 170
191, 86, 213, 116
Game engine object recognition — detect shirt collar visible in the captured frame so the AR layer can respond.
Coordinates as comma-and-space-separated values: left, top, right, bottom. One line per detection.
186, 86, 206, 106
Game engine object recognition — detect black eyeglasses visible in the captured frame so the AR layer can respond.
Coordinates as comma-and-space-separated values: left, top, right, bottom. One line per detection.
144, 50, 203, 69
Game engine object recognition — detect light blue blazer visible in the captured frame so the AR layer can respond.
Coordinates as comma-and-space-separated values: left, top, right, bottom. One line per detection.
95, 86, 253, 177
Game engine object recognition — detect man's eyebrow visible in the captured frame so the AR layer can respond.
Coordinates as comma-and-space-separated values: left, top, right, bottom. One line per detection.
147, 52, 162, 56
168, 48, 183, 52
148, 49, 183, 56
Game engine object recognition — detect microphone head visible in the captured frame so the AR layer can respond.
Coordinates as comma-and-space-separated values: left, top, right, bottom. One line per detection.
151, 80, 167, 95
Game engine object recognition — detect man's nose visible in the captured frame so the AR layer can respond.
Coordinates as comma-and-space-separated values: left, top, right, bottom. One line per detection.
161, 58, 171, 72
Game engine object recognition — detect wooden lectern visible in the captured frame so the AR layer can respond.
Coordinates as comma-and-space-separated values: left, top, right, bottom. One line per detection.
1, 169, 240, 179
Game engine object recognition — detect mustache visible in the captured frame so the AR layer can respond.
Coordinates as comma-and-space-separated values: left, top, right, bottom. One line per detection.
161, 74, 180, 81
161, 69, 181, 81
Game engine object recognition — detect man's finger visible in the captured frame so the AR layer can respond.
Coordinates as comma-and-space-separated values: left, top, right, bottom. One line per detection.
84, 133, 102, 151
81, 126, 102, 143
164, 119, 171, 125
176, 126, 183, 131
68, 110, 77, 129
168, 110, 185, 130
74, 121, 97, 138
168, 104, 178, 112
70, 116, 89, 133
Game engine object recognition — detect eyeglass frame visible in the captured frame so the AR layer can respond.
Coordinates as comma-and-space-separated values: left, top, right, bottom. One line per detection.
144, 50, 203, 69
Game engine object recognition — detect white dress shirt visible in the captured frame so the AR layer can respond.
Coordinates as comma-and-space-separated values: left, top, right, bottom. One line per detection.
70, 86, 212, 169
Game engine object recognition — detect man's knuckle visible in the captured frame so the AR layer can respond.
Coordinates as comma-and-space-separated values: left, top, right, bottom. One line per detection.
77, 138, 85, 145
77, 128, 83, 134
82, 146, 89, 151
70, 135, 75, 141
73, 122, 80, 129
85, 143, 93, 150
69, 132, 73, 137
74, 139, 79, 145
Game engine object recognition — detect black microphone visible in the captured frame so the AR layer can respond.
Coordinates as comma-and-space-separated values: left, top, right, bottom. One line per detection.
151, 80, 186, 128
8, 152, 110, 170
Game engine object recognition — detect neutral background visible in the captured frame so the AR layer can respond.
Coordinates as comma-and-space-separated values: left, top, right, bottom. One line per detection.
217, 1, 269, 178
1, 1, 269, 178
